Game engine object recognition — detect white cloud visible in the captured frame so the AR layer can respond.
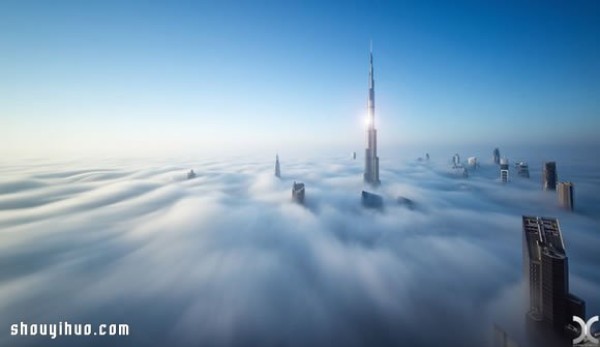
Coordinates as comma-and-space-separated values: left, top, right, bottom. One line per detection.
0, 152, 598, 347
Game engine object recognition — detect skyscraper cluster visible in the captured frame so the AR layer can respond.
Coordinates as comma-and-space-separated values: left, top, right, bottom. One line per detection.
263, 45, 589, 346
540, 162, 576, 211
274, 45, 384, 207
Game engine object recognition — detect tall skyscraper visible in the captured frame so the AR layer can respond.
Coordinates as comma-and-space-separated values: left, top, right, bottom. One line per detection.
493, 148, 501, 165
275, 154, 281, 178
364, 44, 380, 186
557, 182, 574, 211
522, 216, 585, 332
543, 162, 557, 190
500, 158, 509, 183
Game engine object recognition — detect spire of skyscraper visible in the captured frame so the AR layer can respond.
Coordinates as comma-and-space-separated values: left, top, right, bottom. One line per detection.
275, 154, 281, 178
364, 43, 380, 186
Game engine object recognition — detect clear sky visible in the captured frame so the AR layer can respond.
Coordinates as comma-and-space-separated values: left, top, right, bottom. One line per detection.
1, 1, 599, 158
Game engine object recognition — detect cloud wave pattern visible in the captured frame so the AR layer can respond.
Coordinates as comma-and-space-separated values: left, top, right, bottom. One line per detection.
0, 152, 598, 347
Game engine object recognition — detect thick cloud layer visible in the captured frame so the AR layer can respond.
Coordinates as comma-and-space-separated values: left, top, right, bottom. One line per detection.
0, 149, 599, 347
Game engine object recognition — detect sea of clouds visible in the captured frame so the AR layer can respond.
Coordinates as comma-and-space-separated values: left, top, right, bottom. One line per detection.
0, 147, 598, 347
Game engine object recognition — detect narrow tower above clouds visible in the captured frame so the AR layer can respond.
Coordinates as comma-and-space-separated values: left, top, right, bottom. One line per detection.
364, 43, 380, 186
275, 154, 281, 178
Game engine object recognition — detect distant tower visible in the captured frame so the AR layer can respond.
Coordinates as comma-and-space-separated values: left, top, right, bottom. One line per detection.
292, 181, 305, 204
452, 153, 460, 168
275, 154, 281, 178
467, 156, 478, 168
557, 182, 574, 211
425, 153, 430, 161
500, 158, 509, 183
516, 161, 530, 178
493, 148, 501, 165
522, 216, 585, 332
543, 162, 557, 190
364, 43, 380, 186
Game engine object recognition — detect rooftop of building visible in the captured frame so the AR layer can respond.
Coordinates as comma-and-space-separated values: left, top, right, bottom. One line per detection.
558, 181, 573, 186
362, 190, 383, 209
523, 216, 566, 261
292, 182, 305, 192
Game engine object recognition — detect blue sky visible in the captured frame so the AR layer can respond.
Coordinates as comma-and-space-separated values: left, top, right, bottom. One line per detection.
1, 1, 599, 157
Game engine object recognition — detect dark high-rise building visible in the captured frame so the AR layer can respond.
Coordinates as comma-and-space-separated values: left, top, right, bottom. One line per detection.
522, 216, 585, 334
557, 182, 574, 211
516, 161, 530, 178
362, 190, 383, 209
493, 148, 501, 165
543, 162, 557, 190
364, 44, 380, 186
292, 181, 305, 204
541, 248, 568, 330
275, 154, 281, 178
